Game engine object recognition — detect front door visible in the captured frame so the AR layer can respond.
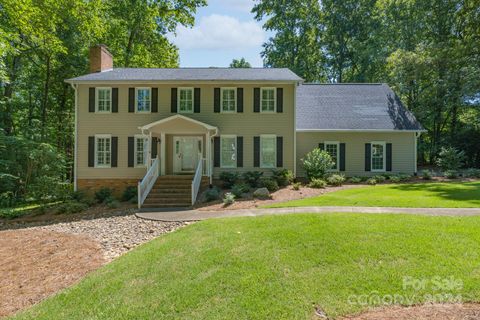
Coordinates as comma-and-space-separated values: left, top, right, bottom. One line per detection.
173, 136, 202, 173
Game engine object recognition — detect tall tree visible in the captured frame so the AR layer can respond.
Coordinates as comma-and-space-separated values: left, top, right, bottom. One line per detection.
230, 58, 251, 68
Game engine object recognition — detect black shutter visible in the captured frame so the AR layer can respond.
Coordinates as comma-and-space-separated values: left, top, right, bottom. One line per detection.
276, 136, 283, 167
365, 143, 371, 172
237, 136, 243, 167
214, 137, 220, 167
318, 143, 325, 150
128, 88, 135, 113
386, 143, 392, 172
128, 137, 134, 167
237, 88, 243, 113
89, 88, 95, 112
151, 137, 158, 159
111, 137, 118, 167
253, 88, 260, 112
253, 136, 260, 167
340, 143, 346, 171
214, 88, 220, 113
171, 88, 177, 113
112, 88, 118, 113
88, 136, 95, 167
151, 88, 158, 112
276, 88, 283, 113
194, 88, 201, 113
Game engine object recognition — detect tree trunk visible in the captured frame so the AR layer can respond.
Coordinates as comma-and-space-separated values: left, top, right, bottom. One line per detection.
41, 54, 51, 140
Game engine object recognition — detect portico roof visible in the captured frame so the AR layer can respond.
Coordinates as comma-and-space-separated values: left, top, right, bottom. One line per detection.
139, 114, 218, 133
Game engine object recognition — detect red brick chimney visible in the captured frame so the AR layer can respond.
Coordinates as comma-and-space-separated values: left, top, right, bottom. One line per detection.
89, 44, 113, 73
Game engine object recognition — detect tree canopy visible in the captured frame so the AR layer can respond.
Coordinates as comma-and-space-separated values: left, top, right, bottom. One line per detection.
229, 58, 251, 68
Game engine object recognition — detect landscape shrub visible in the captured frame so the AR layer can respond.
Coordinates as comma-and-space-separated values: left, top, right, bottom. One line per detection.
436, 146, 465, 171
464, 168, 480, 178
373, 175, 386, 183
95, 187, 113, 203
55, 201, 88, 214
231, 183, 250, 198
258, 177, 279, 192
205, 187, 221, 202
0, 191, 16, 208
421, 170, 433, 180
301, 148, 334, 180
122, 186, 137, 202
327, 174, 346, 186
219, 172, 240, 188
443, 170, 458, 179
242, 171, 263, 188
308, 178, 327, 188
381, 173, 393, 179
72, 190, 96, 206
253, 188, 270, 199
398, 173, 412, 181
366, 178, 377, 185
106, 199, 121, 209
223, 192, 235, 205
348, 176, 362, 184
271, 169, 294, 186
389, 175, 401, 183
292, 182, 301, 190
0, 208, 22, 219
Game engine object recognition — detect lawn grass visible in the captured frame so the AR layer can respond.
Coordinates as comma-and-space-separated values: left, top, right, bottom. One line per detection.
13, 213, 480, 320
267, 181, 480, 208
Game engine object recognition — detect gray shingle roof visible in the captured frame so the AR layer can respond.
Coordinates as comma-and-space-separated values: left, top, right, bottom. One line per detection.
296, 84, 424, 131
66, 68, 303, 82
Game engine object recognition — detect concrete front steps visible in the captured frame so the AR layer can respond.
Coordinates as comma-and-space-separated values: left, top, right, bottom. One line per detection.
142, 175, 209, 209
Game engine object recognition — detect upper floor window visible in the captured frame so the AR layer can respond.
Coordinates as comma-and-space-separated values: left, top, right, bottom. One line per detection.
135, 136, 148, 167
221, 88, 236, 113
261, 88, 276, 113
260, 135, 276, 168
371, 141, 386, 172
178, 87, 193, 113
96, 88, 111, 112
220, 135, 236, 168
136, 88, 151, 113
325, 141, 339, 171
95, 135, 111, 168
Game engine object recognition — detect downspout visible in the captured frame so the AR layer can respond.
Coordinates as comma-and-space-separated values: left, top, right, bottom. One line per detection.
70, 83, 78, 191
414, 131, 422, 175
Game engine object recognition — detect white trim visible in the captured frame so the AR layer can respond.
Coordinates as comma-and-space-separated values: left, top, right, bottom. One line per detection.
371, 141, 386, 172
220, 135, 237, 168
95, 87, 112, 113
134, 134, 148, 168
139, 114, 217, 131
324, 141, 340, 172
173, 136, 203, 173
297, 129, 427, 133
220, 87, 237, 113
260, 134, 277, 168
293, 84, 297, 177
160, 133, 166, 175
260, 87, 276, 113
71, 83, 78, 191
135, 87, 151, 113
177, 87, 194, 114
94, 134, 112, 168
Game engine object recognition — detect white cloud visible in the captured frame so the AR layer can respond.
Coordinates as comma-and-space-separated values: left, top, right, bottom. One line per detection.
172, 14, 264, 50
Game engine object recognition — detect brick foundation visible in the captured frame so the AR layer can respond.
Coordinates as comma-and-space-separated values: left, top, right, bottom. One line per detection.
77, 179, 139, 198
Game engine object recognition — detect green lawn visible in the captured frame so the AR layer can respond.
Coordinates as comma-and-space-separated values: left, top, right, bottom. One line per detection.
13, 214, 480, 319
268, 181, 480, 208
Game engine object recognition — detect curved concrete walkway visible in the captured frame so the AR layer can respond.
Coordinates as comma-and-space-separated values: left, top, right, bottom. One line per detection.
136, 206, 480, 222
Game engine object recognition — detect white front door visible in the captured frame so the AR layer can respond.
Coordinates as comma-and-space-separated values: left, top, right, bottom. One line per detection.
173, 136, 202, 173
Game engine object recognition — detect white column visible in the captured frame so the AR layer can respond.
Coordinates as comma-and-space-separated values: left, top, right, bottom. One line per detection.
147, 131, 152, 170
206, 131, 211, 177
160, 132, 166, 175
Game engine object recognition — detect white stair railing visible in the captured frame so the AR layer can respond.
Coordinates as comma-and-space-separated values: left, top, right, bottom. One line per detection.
191, 158, 203, 205
138, 157, 160, 209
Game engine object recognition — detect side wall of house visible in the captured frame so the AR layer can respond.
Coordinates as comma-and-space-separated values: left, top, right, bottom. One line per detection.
296, 132, 417, 177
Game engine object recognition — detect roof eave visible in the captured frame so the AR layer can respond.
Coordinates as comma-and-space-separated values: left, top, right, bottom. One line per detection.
296, 129, 427, 133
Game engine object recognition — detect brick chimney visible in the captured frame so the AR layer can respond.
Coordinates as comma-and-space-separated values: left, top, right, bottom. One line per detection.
89, 44, 113, 73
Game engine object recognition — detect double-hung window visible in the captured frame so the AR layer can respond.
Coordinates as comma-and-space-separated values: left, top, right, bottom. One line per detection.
261, 88, 276, 112
260, 135, 276, 168
178, 88, 193, 113
95, 135, 111, 168
325, 141, 339, 171
136, 88, 151, 113
371, 141, 386, 172
220, 135, 236, 168
135, 136, 148, 167
221, 88, 236, 113
96, 88, 111, 112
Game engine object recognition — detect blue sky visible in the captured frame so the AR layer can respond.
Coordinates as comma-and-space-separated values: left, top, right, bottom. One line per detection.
168, 0, 269, 67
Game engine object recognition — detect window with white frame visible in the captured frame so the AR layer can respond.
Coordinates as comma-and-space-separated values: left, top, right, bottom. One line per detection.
371, 142, 386, 171
178, 88, 193, 113
96, 88, 111, 112
260, 135, 276, 168
136, 88, 151, 112
221, 88, 236, 112
95, 135, 111, 167
135, 136, 148, 167
325, 141, 339, 171
220, 135, 236, 168
261, 88, 276, 112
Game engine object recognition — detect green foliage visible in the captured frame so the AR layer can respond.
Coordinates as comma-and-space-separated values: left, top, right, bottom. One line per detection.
271, 169, 294, 187
327, 174, 346, 186
95, 188, 113, 203
258, 177, 279, 192
292, 182, 301, 190
55, 201, 88, 214
122, 186, 137, 202
436, 147, 466, 171
373, 175, 386, 183
366, 178, 377, 185
443, 170, 458, 179
231, 183, 250, 198
222, 192, 235, 206
0, 208, 22, 219
397, 174, 412, 181
205, 187, 220, 202
301, 148, 334, 180
464, 168, 480, 179
308, 178, 327, 188
242, 171, 264, 188
219, 172, 240, 189
106, 198, 121, 209
389, 175, 401, 183
348, 176, 363, 184
229, 58, 251, 68
421, 170, 433, 180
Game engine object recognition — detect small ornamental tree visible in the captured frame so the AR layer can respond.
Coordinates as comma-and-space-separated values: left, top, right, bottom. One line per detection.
301, 148, 334, 180
436, 147, 465, 171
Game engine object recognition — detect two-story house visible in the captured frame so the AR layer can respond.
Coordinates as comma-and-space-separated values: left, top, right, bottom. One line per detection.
66, 45, 424, 209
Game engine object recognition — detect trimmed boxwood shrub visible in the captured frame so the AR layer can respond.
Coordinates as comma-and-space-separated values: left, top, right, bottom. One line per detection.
242, 171, 263, 188
271, 169, 294, 187
231, 183, 250, 198
95, 187, 113, 203
219, 172, 240, 188
205, 187, 221, 202
258, 177, 279, 192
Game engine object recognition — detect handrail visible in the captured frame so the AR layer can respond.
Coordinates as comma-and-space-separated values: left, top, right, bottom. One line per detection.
191, 158, 203, 205
138, 157, 160, 209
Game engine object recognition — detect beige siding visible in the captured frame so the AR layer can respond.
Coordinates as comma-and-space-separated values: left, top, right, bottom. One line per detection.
76, 83, 296, 179
296, 132, 417, 177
